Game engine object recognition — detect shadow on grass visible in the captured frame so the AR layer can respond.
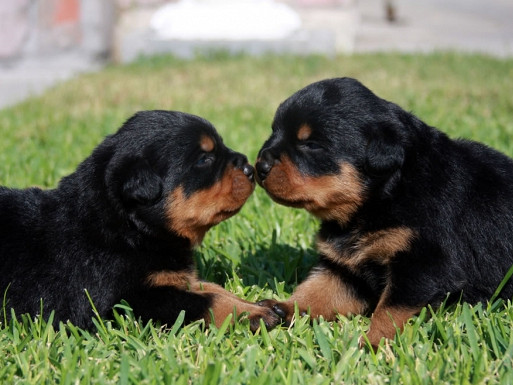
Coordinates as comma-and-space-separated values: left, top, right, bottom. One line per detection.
195, 243, 318, 294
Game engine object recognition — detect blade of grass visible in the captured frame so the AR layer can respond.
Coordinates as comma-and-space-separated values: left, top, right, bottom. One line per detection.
491, 263, 513, 303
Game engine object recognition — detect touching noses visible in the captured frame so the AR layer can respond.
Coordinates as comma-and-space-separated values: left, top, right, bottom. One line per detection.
233, 153, 255, 181
255, 149, 276, 182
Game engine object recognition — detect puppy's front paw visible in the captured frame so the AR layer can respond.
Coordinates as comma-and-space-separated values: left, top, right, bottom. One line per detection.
247, 305, 282, 332
257, 299, 305, 326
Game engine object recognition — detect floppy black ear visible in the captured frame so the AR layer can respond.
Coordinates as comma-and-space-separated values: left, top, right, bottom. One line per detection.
364, 123, 405, 196
118, 157, 163, 206
364, 123, 405, 175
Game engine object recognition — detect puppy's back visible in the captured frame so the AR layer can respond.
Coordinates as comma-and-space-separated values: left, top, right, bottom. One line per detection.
0, 187, 48, 276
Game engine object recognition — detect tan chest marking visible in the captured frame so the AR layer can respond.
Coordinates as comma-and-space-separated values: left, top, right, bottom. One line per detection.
317, 227, 416, 268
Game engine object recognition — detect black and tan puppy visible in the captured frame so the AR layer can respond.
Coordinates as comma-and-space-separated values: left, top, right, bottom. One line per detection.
0, 110, 278, 330
255, 78, 513, 348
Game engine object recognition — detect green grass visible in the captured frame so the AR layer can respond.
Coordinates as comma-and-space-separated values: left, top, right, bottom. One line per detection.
2, 52, 513, 384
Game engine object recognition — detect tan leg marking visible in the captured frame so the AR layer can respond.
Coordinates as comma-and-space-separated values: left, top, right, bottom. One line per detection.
146, 270, 196, 290
363, 306, 419, 349
361, 282, 422, 349
146, 271, 279, 331
261, 268, 367, 324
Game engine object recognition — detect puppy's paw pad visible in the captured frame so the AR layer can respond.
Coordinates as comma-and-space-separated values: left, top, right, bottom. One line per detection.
248, 308, 282, 332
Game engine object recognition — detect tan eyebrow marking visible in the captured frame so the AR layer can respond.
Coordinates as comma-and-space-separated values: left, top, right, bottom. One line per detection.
297, 124, 312, 141
200, 135, 215, 152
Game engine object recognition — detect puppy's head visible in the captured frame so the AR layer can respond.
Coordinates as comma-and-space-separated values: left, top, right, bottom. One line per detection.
99, 110, 254, 245
255, 78, 411, 224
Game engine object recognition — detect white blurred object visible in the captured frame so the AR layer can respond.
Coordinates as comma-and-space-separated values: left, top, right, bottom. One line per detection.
150, 0, 302, 40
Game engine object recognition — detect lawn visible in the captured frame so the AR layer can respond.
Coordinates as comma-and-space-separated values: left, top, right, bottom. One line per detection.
1, 53, 513, 384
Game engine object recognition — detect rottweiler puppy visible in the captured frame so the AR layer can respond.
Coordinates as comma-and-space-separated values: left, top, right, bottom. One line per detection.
255, 78, 513, 348
0, 110, 278, 330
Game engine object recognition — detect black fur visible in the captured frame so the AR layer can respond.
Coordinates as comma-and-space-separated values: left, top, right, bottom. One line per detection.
0, 110, 260, 329
255, 78, 513, 345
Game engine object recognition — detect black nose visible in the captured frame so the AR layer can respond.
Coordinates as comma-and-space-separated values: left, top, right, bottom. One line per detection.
256, 160, 272, 181
243, 164, 255, 181
256, 149, 275, 182
232, 153, 254, 181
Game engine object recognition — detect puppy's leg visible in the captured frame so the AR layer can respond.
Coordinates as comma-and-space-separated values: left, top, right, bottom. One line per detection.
360, 284, 421, 349
258, 267, 367, 324
126, 286, 211, 326
138, 270, 280, 331
192, 281, 281, 330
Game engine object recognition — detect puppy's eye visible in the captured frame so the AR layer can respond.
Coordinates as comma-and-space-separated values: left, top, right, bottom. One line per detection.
300, 141, 322, 151
197, 153, 214, 167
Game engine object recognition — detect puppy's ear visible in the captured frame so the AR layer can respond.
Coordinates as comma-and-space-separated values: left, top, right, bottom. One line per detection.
117, 157, 163, 206
365, 125, 404, 175
364, 123, 405, 196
